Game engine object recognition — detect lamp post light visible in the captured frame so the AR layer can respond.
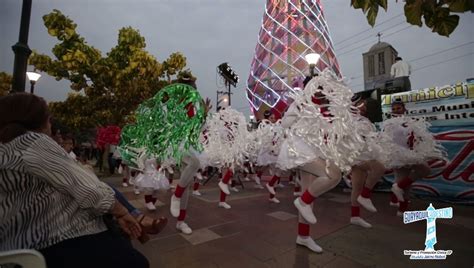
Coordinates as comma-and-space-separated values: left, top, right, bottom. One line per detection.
11, 0, 33, 92
26, 71, 41, 94
305, 53, 321, 77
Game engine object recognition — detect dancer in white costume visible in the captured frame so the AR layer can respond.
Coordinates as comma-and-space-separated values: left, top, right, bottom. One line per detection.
257, 110, 284, 204
277, 71, 367, 253
134, 158, 170, 211
202, 107, 249, 209
381, 100, 445, 216
347, 96, 387, 228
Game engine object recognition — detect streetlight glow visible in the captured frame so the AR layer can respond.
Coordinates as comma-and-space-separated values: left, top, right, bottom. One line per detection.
305, 53, 320, 65
26, 71, 41, 82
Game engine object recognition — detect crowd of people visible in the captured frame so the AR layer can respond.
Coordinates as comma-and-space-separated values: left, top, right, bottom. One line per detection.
0, 71, 443, 267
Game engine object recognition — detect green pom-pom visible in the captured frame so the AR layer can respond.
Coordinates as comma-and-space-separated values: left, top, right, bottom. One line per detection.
119, 83, 205, 166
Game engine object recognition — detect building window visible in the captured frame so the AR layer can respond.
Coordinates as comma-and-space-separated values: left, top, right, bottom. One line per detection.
378, 52, 385, 75
368, 55, 375, 77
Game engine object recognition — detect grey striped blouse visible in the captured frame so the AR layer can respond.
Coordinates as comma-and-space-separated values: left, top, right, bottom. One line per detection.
0, 132, 115, 250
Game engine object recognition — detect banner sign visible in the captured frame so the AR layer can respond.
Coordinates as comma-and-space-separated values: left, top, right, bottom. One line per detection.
381, 82, 474, 127
380, 81, 474, 203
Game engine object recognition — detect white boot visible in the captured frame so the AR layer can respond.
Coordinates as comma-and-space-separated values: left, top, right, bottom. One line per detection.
192, 190, 202, 196
391, 183, 405, 202
265, 183, 276, 195
357, 196, 377, 213
170, 195, 181, 217
296, 236, 323, 253
134, 188, 140, 195
269, 197, 280, 204
350, 217, 372, 228
293, 191, 302, 197
389, 201, 400, 207
218, 181, 230, 195
176, 221, 192, 234
122, 182, 128, 187
218, 202, 231, 209
230, 186, 239, 193
294, 198, 317, 224
253, 175, 261, 185
195, 173, 203, 180
145, 202, 156, 211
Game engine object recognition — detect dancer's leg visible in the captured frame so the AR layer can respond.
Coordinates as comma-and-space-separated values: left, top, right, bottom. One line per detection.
296, 171, 322, 253
171, 153, 200, 217
350, 166, 372, 228
302, 159, 341, 198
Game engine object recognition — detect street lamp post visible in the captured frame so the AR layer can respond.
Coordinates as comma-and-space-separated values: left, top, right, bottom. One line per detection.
305, 53, 321, 77
11, 0, 33, 93
26, 71, 41, 94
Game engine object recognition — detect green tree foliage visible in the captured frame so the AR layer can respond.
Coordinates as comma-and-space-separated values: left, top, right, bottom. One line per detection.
0, 72, 12, 97
351, 0, 473, 37
30, 9, 191, 131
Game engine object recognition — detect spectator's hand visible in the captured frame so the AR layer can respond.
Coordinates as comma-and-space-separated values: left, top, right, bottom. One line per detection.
204, 98, 212, 114
117, 213, 142, 239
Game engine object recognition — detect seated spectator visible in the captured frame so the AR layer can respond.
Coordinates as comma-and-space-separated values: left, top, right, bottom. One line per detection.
0, 93, 149, 268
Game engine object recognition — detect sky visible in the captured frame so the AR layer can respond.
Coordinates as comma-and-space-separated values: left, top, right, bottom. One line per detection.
1, 0, 473, 118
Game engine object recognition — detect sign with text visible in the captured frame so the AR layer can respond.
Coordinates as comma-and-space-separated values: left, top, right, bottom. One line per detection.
381, 82, 474, 127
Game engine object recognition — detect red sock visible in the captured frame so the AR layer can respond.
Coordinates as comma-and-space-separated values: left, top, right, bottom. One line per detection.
269, 175, 279, 186
351, 206, 360, 217
399, 201, 409, 212
177, 209, 186, 221
269, 193, 275, 199
168, 178, 173, 184
222, 170, 233, 184
298, 223, 310, 236
300, 190, 316, 205
289, 175, 293, 182
360, 186, 372, 198
174, 185, 186, 198
122, 177, 127, 183
294, 186, 301, 192
390, 193, 399, 203
144, 195, 153, 203
193, 182, 200, 191
397, 177, 414, 190
277, 177, 281, 184
151, 197, 157, 204
220, 190, 227, 202
231, 180, 236, 187
257, 171, 263, 178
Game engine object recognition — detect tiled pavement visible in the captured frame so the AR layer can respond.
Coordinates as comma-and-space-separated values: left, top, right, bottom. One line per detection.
102, 174, 474, 268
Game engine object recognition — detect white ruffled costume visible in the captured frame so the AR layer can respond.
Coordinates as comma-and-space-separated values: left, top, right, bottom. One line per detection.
276, 70, 367, 173
380, 115, 446, 168
134, 158, 170, 191
199, 108, 250, 170
256, 120, 284, 167
350, 114, 391, 166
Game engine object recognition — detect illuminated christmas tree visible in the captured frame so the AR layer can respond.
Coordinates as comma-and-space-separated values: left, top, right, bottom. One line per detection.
246, 0, 341, 118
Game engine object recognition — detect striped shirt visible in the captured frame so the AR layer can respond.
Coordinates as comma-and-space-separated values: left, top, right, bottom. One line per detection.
0, 132, 115, 250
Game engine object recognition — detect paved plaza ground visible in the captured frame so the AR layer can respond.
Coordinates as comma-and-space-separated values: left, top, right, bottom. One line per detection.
103, 174, 473, 268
